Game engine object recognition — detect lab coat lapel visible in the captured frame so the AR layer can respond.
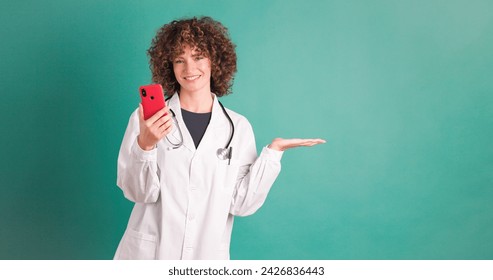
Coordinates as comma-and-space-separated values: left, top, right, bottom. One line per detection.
167, 94, 195, 152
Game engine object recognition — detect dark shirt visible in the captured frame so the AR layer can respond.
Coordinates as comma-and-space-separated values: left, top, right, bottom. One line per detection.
181, 109, 212, 148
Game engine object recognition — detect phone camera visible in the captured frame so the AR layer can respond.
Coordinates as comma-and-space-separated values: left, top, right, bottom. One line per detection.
150, 96, 154, 100
141, 89, 147, 97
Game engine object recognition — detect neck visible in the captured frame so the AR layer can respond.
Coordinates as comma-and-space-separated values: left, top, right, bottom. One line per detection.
179, 89, 214, 113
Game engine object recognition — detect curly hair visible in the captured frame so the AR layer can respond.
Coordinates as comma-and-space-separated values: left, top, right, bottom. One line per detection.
147, 16, 237, 97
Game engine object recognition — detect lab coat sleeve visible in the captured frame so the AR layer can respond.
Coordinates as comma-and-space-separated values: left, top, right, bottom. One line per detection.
229, 120, 283, 216
116, 109, 161, 203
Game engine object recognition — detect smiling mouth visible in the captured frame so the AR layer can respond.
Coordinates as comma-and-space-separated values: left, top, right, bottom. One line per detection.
183, 75, 201, 81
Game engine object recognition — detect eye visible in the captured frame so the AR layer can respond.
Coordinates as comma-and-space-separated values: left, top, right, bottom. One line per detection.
174, 59, 184, 64
194, 56, 204, 61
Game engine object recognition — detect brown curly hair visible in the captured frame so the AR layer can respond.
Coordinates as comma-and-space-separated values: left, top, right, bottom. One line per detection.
147, 16, 237, 97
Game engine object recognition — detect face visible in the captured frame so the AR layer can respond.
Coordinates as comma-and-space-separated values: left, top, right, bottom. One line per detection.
172, 45, 212, 96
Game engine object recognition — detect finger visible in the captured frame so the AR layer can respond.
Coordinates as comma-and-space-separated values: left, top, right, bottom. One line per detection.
147, 106, 169, 124
292, 138, 326, 145
301, 140, 326, 147
160, 122, 173, 137
303, 139, 326, 144
292, 142, 315, 148
161, 120, 173, 133
300, 139, 324, 145
156, 121, 171, 137
165, 122, 173, 133
152, 117, 170, 134
157, 119, 173, 136
158, 114, 172, 128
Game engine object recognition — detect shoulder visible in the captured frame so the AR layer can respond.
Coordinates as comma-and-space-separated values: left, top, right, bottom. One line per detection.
122, 108, 140, 131
129, 108, 140, 123
221, 105, 256, 138
223, 106, 251, 128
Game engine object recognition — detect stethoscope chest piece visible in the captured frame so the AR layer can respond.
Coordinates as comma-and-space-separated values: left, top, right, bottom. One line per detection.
216, 147, 231, 161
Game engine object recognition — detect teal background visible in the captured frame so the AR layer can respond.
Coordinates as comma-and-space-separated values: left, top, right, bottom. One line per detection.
1, 0, 492, 259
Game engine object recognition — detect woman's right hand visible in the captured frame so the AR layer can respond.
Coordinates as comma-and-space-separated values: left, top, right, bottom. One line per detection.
137, 104, 173, 151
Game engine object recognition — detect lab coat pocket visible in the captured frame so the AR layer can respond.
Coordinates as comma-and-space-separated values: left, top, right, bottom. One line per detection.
217, 159, 240, 189
119, 228, 157, 260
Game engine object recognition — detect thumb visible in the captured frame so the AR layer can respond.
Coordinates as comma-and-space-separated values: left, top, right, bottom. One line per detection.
138, 103, 144, 120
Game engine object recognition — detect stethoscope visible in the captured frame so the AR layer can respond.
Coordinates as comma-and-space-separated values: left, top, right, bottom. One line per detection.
165, 96, 235, 164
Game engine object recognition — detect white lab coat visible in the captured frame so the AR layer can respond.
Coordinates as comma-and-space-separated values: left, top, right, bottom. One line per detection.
114, 93, 283, 260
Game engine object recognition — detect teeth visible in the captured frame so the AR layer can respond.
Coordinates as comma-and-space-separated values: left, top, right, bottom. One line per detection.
184, 75, 200, 80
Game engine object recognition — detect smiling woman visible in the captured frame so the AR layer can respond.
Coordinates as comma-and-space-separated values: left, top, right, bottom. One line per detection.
147, 17, 237, 98
113, 16, 325, 260
172, 46, 213, 108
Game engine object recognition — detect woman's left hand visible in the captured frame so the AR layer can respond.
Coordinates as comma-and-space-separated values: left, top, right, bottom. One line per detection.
268, 138, 326, 151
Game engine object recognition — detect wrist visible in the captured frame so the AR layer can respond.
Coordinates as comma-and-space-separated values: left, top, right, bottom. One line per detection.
137, 135, 155, 151
268, 143, 283, 151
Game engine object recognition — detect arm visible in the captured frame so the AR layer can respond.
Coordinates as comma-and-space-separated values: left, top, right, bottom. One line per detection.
229, 122, 326, 216
116, 106, 171, 203
229, 122, 283, 216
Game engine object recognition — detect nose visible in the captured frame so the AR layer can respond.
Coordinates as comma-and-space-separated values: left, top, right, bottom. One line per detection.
183, 59, 197, 73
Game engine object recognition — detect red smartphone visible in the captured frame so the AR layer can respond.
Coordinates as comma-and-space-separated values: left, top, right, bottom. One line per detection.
139, 84, 166, 120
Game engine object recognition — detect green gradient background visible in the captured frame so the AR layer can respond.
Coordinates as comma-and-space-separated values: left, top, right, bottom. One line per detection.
1, 0, 492, 259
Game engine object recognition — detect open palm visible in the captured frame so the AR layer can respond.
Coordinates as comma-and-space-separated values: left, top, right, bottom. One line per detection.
268, 138, 326, 151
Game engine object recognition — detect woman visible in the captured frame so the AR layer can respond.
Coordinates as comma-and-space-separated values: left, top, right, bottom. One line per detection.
114, 16, 325, 260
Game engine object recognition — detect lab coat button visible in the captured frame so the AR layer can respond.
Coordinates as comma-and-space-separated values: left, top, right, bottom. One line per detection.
188, 214, 195, 221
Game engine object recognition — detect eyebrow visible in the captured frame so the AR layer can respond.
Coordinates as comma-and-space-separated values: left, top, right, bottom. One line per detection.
174, 52, 205, 60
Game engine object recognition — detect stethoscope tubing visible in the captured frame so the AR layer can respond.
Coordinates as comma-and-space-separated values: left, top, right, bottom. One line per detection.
164, 96, 235, 162
218, 100, 234, 149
